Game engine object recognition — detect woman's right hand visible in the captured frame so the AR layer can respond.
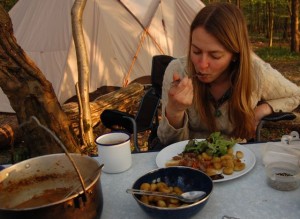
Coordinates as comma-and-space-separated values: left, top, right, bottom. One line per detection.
165, 72, 194, 128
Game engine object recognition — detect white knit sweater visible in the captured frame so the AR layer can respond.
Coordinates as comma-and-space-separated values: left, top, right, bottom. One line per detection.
157, 53, 300, 145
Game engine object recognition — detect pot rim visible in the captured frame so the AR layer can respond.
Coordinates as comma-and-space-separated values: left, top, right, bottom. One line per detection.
0, 153, 102, 211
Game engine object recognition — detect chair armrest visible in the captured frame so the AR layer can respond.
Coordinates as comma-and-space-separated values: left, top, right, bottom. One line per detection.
262, 112, 296, 122
100, 109, 135, 133
256, 112, 296, 142
100, 109, 140, 152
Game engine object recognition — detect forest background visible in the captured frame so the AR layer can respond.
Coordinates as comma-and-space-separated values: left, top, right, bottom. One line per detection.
0, 0, 299, 163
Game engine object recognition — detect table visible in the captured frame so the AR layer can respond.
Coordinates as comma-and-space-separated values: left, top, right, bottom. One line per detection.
95, 143, 300, 219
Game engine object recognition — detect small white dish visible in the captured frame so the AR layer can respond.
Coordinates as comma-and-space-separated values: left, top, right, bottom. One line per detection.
265, 161, 300, 191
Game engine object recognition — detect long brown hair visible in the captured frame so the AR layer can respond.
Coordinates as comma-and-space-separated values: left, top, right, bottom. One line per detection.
187, 2, 255, 139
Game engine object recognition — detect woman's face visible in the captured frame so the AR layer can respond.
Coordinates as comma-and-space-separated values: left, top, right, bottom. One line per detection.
190, 27, 234, 84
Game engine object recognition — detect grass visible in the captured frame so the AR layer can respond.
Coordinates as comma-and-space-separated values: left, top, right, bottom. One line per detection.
254, 46, 300, 62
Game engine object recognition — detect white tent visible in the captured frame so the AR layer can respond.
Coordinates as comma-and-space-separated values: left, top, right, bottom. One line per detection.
0, 0, 205, 112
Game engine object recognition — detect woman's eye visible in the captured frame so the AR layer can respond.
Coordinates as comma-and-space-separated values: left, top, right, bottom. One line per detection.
192, 50, 201, 55
211, 55, 221, 59
210, 54, 223, 60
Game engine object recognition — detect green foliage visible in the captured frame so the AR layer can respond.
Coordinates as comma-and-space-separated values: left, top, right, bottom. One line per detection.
0, 0, 18, 11
184, 132, 237, 156
254, 46, 300, 62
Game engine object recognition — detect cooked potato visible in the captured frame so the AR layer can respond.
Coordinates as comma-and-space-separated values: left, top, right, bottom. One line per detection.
234, 162, 246, 171
202, 152, 212, 161
213, 162, 223, 170
221, 154, 233, 160
227, 147, 234, 154
212, 156, 221, 163
150, 183, 157, 191
173, 186, 183, 195
223, 167, 234, 175
140, 183, 150, 191
236, 151, 244, 159
157, 182, 171, 193
224, 160, 234, 168
168, 203, 180, 208
138, 182, 188, 208
157, 200, 167, 207
141, 195, 149, 204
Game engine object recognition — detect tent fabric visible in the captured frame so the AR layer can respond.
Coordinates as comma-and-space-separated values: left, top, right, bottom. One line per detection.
0, 0, 205, 113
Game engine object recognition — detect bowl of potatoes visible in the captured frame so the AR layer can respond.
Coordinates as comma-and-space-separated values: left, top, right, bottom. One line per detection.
128, 166, 213, 219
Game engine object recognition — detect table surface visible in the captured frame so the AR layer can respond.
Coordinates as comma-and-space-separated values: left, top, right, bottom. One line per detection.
95, 143, 300, 219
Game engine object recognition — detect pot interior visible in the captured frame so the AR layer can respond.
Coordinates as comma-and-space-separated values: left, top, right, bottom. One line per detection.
0, 153, 101, 210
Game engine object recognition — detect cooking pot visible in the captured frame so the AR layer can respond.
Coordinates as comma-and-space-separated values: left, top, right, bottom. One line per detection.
0, 153, 103, 219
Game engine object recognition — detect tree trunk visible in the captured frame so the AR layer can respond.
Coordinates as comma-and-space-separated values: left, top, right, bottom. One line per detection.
282, 17, 289, 40
71, 0, 96, 154
291, 0, 299, 52
0, 5, 81, 157
267, 1, 274, 47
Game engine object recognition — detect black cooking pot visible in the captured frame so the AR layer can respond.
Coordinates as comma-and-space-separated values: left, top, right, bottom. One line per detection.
0, 153, 103, 219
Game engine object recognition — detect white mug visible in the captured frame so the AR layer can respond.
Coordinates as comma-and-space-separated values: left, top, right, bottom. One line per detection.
95, 132, 132, 173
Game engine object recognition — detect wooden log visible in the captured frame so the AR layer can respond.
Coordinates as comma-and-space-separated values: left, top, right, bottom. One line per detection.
63, 82, 145, 133
0, 83, 145, 149
0, 115, 21, 149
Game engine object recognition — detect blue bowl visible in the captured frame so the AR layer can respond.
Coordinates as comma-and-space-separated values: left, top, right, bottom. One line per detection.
130, 166, 213, 219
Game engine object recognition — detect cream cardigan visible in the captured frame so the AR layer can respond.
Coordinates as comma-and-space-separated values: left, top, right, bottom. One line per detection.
157, 53, 300, 146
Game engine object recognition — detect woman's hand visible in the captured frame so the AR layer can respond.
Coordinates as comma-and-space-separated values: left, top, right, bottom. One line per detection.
165, 72, 194, 128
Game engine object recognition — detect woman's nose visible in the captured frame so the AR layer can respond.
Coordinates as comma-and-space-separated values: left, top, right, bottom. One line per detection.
196, 56, 209, 69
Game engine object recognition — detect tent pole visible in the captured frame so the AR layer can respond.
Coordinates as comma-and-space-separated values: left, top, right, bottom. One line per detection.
123, 28, 166, 87
118, 0, 166, 86
123, 29, 148, 87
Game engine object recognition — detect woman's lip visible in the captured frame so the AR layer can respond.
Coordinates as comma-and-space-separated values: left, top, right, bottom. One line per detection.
196, 72, 208, 77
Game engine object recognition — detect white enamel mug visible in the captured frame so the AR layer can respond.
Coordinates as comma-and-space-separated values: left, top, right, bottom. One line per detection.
95, 132, 132, 173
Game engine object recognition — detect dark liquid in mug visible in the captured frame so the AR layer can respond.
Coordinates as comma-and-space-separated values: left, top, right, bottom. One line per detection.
101, 140, 125, 145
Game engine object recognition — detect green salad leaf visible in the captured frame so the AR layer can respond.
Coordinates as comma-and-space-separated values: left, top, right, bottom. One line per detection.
183, 132, 237, 156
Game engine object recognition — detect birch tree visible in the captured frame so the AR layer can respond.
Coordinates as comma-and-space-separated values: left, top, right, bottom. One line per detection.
71, 0, 96, 154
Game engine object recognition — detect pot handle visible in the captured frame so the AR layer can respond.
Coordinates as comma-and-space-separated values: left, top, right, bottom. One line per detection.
20, 116, 88, 201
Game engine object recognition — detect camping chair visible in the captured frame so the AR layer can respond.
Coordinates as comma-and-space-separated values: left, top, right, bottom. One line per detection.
100, 87, 160, 153
100, 55, 174, 152
151, 55, 175, 98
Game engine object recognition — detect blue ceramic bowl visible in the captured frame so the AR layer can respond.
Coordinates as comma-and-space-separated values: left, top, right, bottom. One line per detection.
130, 166, 213, 219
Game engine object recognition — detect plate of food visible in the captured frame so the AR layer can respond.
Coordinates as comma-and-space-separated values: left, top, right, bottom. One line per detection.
156, 133, 256, 182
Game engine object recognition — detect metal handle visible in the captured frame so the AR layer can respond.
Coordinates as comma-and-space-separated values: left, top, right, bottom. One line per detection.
126, 189, 178, 199
19, 116, 88, 201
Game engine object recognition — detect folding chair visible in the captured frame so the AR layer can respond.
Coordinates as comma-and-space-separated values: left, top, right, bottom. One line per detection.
100, 55, 174, 152
100, 87, 160, 152
151, 55, 175, 98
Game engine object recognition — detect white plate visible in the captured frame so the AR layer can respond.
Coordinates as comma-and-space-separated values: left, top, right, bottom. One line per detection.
156, 140, 256, 182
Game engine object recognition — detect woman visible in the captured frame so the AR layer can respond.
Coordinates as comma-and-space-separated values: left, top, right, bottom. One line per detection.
157, 2, 300, 146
